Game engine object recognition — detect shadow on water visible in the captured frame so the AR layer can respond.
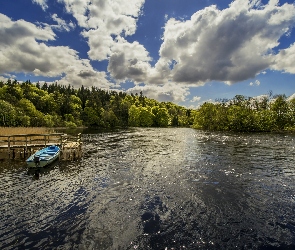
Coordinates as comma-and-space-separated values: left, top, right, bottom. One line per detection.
0, 128, 295, 249
27, 160, 61, 180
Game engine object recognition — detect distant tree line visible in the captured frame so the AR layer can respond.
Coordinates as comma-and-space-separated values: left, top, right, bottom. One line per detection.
0, 80, 193, 128
192, 94, 295, 132
1, 80, 294, 132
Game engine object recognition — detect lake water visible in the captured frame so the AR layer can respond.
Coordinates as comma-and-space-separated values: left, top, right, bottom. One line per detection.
0, 128, 295, 249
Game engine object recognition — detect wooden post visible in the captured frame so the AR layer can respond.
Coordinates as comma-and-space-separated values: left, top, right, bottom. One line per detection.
8, 136, 10, 159
25, 136, 28, 157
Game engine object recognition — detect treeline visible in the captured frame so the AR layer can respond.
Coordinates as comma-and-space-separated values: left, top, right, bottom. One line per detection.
1, 80, 294, 132
192, 94, 295, 132
0, 80, 193, 128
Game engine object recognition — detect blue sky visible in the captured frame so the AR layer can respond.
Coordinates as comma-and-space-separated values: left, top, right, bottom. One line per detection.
1, 0, 295, 108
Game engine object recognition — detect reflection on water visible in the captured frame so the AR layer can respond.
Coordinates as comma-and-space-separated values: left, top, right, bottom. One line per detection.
0, 128, 295, 249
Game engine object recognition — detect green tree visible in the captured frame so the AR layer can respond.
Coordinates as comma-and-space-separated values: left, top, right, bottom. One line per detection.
139, 107, 154, 127
128, 105, 140, 127
102, 109, 119, 128
271, 95, 290, 130
82, 107, 100, 127
152, 106, 170, 127
0, 100, 17, 126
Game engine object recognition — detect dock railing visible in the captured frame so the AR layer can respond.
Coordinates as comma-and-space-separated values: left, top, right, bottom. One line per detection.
0, 133, 82, 160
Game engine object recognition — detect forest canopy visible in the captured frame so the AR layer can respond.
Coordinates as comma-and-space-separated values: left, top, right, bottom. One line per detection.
0, 80, 294, 132
192, 94, 295, 132
0, 80, 192, 128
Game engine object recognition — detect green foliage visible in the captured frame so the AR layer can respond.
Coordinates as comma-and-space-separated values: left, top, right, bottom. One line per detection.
271, 95, 290, 130
139, 107, 154, 127
193, 94, 295, 132
102, 109, 119, 128
128, 105, 140, 127
152, 106, 170, 127
4, 79, 294, 132
82, 107, 100, 127
0, 79, 192, 128
0, 100, 17, 126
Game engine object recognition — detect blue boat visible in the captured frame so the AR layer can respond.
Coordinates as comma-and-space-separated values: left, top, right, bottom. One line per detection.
26, 145, 60, 168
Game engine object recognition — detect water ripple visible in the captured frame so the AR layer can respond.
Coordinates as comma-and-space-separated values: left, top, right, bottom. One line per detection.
0, 128, 295, 249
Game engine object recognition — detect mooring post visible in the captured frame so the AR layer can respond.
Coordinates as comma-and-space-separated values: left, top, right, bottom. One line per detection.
25, 136, 28, 157
8, 136, 10, 159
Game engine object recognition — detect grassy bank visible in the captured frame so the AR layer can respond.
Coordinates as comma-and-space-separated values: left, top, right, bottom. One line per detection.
0, 127, 55, 136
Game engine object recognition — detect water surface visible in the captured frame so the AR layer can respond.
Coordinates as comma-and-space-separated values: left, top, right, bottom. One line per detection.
0, 128, 295, 249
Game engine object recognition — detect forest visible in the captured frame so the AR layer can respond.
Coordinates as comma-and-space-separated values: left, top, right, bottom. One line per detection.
0, 79, 192, 128
193, 94, 295, 132
0, 79, 294, 132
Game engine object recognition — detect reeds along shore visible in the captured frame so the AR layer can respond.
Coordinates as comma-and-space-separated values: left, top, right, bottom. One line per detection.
0, 127, 53, 136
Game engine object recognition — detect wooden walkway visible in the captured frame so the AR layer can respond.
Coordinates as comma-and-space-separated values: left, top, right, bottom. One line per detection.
0, 133, 82, 160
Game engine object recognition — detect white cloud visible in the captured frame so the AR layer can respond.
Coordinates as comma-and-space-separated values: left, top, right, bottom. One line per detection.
250, 80, 260, 86
271, 43, 295, 74
32, 0, 48, 10
0, 75, 11, 82
190, 96, 201, 102
156, 0, 295, 85
4, 0, 295, 99
59, 0, 145, 62
287, 93, 295, 101
107, 37, 152, 83
0, 14, 112, 89
52, 0, 295, 91
127, 83, 190, 103
57, 68, 111, 89
51, 14, 76, 32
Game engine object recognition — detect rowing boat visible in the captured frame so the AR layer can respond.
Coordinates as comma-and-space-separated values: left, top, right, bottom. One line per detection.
26, 145, 60, 168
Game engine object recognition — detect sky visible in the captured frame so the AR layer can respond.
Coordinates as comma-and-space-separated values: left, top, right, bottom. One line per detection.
1, 0, 295, 108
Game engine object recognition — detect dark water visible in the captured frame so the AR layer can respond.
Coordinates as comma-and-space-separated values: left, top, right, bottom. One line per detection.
0, 128, 295, 250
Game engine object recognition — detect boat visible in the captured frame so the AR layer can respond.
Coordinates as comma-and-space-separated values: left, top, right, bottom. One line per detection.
26, 145, 60, 168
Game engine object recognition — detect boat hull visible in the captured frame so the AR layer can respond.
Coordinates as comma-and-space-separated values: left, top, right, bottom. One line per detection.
26, 145, 60, 168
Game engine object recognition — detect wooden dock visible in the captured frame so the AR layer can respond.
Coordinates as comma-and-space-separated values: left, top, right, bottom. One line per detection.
0, 133, 82, 160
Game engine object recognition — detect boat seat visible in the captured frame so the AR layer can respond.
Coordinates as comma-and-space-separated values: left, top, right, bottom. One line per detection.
46, 152, 56, 155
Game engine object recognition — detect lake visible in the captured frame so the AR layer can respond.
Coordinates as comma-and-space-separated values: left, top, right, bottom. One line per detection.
0, 128, 295, 249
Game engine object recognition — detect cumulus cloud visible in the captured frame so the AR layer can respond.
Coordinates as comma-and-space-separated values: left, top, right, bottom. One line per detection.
287, 93, 295, 101
57, 69, 111, 89
59, 0, 145, 61
190, 96, 201, 102
156, 0, 295, 85
271, 43, 295, 74
51, 14, 75, 32
250, 80, 261, 86
54, 0, 295, 102
0, 14, 54, 45
32, 0, 48, 10
0, 14, 112, 88
4, 0, 295, 104
127, 83, 190, 103
107, 37, 152, 83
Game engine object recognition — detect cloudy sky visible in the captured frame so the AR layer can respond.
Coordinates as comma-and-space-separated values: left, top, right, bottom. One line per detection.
1, 0, 295, 107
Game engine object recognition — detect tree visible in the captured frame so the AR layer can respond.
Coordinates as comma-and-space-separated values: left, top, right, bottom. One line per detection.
102, 109, 119, 128
82, 107, 100, 127
0, 100, 17, 126
152, 106, 170, 127
139, 107, 154, 127
128, 105, 140, 127
271, 95, 289, 130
